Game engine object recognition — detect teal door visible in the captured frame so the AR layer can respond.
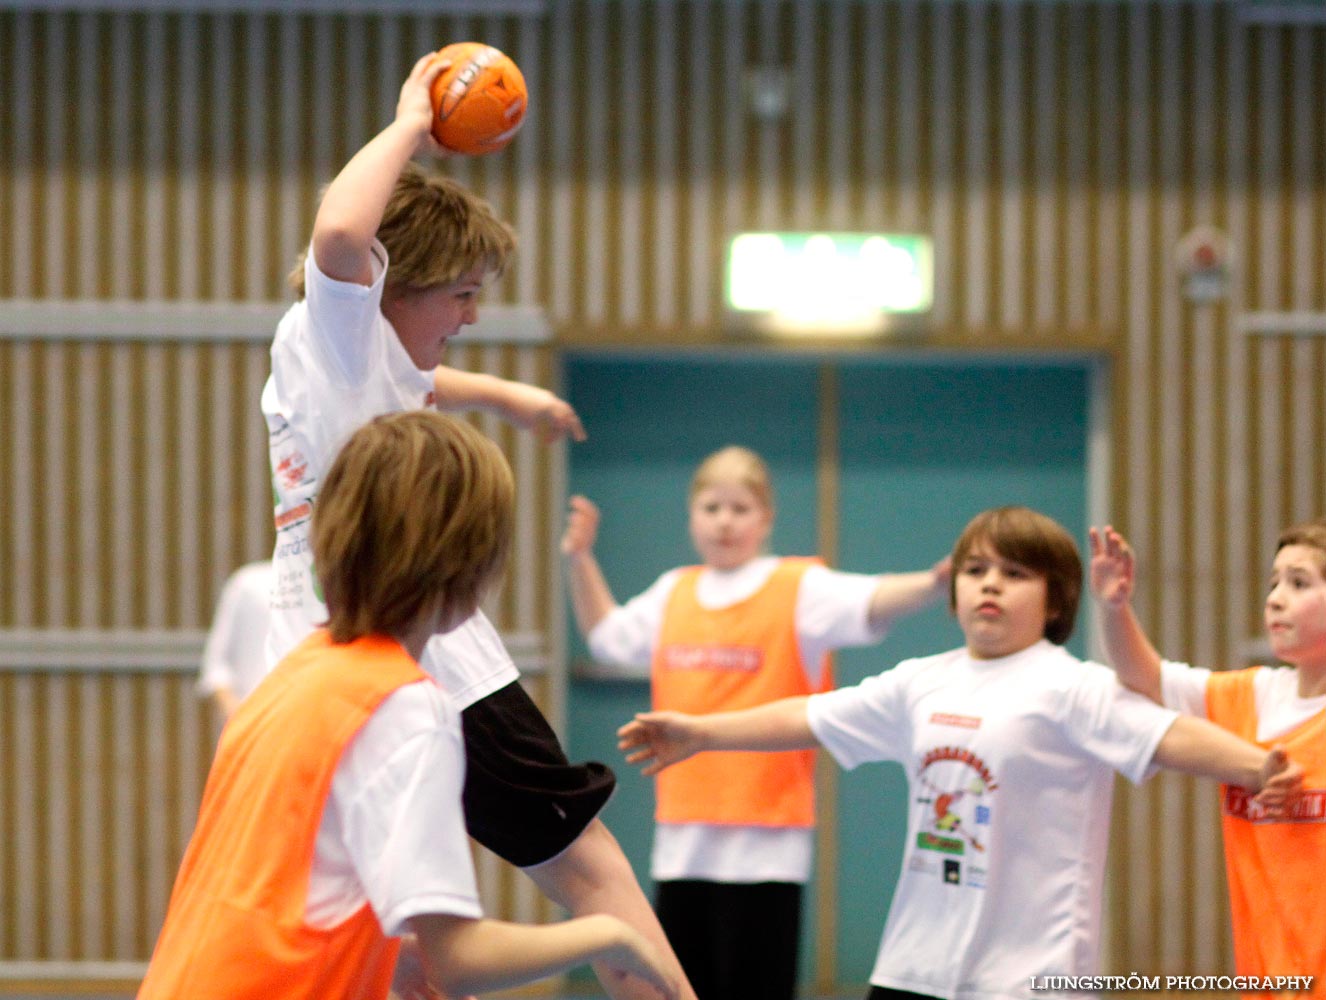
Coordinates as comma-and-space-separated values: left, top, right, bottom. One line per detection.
562, 352, 1095, 991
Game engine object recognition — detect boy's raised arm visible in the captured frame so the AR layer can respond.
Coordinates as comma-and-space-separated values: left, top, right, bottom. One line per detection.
312, 54, 446, 286
617, 697, 817, 778
560, 495, 619, 637
1088, 525, 1164, 703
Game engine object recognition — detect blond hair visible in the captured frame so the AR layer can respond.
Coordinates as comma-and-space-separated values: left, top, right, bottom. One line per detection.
311, 410, 514, 644
689, 446, 775, 514
950, 506, 1083, 645
287, 163, 517, 298
1276, 518, 1326, 574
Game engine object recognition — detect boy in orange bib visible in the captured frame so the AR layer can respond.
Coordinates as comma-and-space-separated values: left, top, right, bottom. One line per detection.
1092, 521, 1326, 995
139, 411, 678, 1000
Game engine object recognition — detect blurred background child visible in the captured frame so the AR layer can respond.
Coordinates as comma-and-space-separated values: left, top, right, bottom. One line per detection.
196, 560, 273, 721
562, 445, 949, 1000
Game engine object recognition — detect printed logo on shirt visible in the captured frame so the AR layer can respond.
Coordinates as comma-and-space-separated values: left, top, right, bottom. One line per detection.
965, 866, 988, 889
658, 644, 763, 673
275, 451, 310, 491
917, 831, 965, 855
1223, 786, 1326, 824
274, 502, 312, 531
930, 712, 982, 729
943, 859, 961, 885
915, 745, 998, 857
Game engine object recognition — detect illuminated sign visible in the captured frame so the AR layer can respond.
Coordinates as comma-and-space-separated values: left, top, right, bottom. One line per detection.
725, 232, 932, 335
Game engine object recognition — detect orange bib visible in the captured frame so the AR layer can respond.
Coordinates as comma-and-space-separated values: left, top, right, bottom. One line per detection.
652, 558, 829, 827
139, 632, 427, 1000
1206, 668, 1326, 992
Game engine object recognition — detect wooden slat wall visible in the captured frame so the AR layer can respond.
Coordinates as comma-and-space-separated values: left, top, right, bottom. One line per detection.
3, 0, 1326, 983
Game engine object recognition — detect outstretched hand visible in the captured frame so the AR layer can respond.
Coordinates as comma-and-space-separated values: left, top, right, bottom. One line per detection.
561, 495, 601, 556
1252, 747, 1304, 818
617, 712, 705, 778
931, 555, 953, 590
503, 383, 587, 444
1088, 525, 1135, 608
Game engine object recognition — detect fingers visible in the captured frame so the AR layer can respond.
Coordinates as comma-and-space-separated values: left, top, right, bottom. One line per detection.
542, 404, 587, 444
561, 496, 600, 554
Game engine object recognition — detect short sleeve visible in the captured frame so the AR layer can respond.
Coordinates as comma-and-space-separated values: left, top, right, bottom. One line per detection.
300, 239, 389, 387
423, 608, 520, 710
806, 665, 914, 771
795, 565, 885, 667
329, 682, 482, 937
1060, 664, 1178, 785
1159, 659, 1213, 719
586, 569, 682, 674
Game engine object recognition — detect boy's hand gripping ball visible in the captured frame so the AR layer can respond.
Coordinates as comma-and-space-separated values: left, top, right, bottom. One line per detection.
429, 42, 528, 156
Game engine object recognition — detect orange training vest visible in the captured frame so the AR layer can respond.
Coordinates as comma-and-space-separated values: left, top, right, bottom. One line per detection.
1206, 668, 1326, 994
138, 631, 428, 1000
651, 558, 829, 827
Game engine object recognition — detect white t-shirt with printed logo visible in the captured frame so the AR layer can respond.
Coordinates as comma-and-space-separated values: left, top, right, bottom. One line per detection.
806, 640, 1177, 1000
260, 242, 518, 708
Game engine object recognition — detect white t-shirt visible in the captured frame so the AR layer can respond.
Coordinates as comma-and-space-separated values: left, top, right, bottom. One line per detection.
197, 561, 274, 702
806, 640, 1177, 1000
305, 678, 482, 935
1161, 659, 1326, 743
261, 243, 517, 709
588, 555, 884, 883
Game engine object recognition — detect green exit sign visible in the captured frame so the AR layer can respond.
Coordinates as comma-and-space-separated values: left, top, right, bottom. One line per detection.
726, 232, 933, 333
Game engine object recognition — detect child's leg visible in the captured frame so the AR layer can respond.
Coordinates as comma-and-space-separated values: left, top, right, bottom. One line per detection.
655, 880, 720, 1000
657, 879, 801, 1000
714, 881, 801, 1000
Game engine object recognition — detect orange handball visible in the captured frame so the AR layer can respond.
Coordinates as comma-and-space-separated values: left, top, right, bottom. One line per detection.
429, 42, 528, 156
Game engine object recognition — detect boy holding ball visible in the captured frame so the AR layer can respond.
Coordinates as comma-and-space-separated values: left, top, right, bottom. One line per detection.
261, 53, 693, 1000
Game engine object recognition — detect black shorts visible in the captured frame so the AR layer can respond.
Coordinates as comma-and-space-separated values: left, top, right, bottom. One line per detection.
459, 680, 616, 867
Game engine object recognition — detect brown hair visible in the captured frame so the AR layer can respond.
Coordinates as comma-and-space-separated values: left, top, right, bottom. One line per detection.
1275, 518, 1326, 574
311, 410, 514, 644
689, 446, 775, 514
950, 506, 1083, 645
287, 162, 517, 298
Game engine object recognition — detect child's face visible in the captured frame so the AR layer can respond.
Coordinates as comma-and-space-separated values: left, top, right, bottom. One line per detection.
688, 481, 772, 571
954, 543, 1051, 659
384, 264, 487, 371
1264, 544, 1326, 668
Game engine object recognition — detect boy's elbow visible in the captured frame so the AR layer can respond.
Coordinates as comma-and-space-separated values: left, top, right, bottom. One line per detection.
310, 226, 368, 283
